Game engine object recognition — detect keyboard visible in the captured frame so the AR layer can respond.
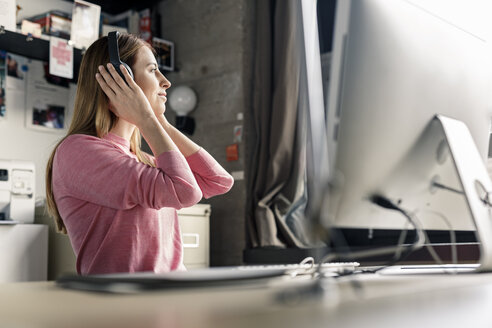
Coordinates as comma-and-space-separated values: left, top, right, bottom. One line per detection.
237, 262, 360, 275
57, 267, 290, 293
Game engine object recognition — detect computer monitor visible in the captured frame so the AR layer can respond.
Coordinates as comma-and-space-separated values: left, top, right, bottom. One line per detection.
307, 0, 492, 265
299, 0, 330, 231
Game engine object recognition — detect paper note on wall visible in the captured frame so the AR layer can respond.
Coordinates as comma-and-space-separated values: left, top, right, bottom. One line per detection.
71, 0, 101, 49
25, 59, 69, 132
49, 36, 73, 79
0, 0, 16, 32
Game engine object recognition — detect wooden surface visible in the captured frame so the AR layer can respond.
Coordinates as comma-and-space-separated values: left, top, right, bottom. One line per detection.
2, 267, 492, 328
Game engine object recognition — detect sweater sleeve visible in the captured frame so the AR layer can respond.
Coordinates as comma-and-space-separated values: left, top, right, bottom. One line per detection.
52, 135, 202, 210
185, 148, 234, 199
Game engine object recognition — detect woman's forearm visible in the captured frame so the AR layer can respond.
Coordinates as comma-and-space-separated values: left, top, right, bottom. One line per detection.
138, 116, 178, 157
157, 115, 200, 157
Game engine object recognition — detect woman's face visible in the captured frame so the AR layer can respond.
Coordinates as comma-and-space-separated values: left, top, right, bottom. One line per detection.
132, 46, 171, 116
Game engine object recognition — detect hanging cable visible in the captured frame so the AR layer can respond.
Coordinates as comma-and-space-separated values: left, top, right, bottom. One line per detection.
315, 194, 425, 276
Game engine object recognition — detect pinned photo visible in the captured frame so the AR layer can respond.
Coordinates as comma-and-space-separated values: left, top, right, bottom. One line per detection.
32, 105, 65, 129
0, 51, 6, 118
153, 37, 174, 71
7, 54, 24, 79
6, 53, 29, 92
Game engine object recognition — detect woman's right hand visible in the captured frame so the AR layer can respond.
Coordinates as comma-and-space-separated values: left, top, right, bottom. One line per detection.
95, 63, 155, 126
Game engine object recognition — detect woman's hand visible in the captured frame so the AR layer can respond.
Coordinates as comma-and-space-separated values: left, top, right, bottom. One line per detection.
95, 63, 154, 126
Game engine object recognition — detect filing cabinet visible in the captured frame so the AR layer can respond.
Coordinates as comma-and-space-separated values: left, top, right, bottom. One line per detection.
177, 204, 211, 269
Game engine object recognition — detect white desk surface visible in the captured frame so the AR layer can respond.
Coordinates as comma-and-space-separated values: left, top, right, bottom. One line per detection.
2, 268, 492, 328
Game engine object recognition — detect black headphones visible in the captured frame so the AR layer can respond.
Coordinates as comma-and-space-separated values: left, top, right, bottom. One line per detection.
107, 31, 134, 82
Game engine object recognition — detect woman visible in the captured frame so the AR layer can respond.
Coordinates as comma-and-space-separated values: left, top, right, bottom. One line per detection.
45, 33, 234, 275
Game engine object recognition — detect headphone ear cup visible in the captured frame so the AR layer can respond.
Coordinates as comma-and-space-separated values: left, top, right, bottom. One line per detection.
122, 62, 134, 80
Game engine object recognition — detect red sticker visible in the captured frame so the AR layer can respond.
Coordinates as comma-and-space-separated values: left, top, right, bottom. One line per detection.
226, 144, 239, 161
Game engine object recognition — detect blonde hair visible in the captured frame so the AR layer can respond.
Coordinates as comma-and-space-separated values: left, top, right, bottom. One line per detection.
46, 34, 156, 234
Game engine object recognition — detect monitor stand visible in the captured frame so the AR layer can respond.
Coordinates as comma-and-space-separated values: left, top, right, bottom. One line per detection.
385, 115, 492, 271
436, 115, 492, 271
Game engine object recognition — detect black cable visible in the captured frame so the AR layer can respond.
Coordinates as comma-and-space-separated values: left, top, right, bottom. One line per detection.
369, 194, 402, 210
276, 195, 426, 305
317, 194, 425, 276
360, 207, 422, 274
368, 195, 423, 271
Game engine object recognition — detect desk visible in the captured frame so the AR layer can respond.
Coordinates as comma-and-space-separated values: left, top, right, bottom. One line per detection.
2, 269, 492, 328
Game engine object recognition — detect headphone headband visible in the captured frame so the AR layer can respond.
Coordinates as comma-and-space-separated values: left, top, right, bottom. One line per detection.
107, 31, 134, 81
108, 31, 121, 65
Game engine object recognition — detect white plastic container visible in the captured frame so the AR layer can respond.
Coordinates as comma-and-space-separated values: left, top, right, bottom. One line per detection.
0, 224, 48, 282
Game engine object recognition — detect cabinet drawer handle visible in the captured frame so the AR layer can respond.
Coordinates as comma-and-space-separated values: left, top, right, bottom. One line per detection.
182, 233, 200, 248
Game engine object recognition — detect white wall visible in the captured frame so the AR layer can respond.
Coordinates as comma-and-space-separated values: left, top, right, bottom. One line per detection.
0, 77, 76, 202
1, 1, 79, 203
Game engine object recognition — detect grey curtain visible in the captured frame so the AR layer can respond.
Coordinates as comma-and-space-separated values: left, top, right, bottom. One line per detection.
246, 0, 316, 248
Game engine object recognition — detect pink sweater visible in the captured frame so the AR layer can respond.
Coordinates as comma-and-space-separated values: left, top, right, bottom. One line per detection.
52, 133, 234, 275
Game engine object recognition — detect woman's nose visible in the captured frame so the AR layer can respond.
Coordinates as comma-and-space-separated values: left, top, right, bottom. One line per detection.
159, 73, 171, 89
